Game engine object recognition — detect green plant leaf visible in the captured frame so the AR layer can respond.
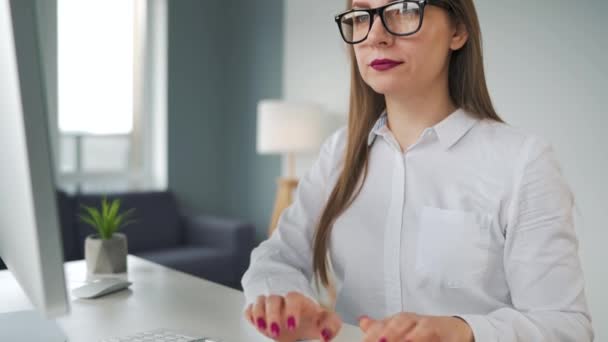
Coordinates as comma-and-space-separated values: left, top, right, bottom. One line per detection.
78, 214, 97, 231
108, 199, 121, 221
114, 208, 136, 233
112, 215, 124, 236
79, 199, 137, 240
81, 205, 103, 237
121, 219, 137, 229
122, 208, 136, 219
101, 197, 109, 220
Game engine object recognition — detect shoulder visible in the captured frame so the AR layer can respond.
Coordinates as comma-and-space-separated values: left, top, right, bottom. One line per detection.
473, 119, 553, 165
472, 119, 565, 202
311, 126, 349, 186
320, 125, 348, 159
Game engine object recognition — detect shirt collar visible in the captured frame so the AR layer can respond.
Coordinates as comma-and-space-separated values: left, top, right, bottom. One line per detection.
367, 107, 479, 149
367, 110, 389, 147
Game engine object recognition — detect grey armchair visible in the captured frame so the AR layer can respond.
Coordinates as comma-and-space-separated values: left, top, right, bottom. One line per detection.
138, 213, 255, 289
0, 190, 256, 290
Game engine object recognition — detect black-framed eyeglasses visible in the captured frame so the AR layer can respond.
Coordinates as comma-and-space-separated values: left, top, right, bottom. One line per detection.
334, 0, 449, 44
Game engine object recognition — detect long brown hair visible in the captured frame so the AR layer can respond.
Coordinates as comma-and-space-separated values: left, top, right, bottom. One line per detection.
312, 0, 504, 290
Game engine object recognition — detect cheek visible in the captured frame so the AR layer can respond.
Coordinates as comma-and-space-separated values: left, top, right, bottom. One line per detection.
354, 48, 370, 77
424, 43, 451, 74
401, 39, 449, 77
416, 30, 452, 70
354, 48, 364, 68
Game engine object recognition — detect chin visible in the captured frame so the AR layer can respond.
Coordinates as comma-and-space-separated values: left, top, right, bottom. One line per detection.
365, 79, 404, 95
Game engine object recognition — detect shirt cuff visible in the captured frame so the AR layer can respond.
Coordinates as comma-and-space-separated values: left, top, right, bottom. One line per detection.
454, 314, 495, 342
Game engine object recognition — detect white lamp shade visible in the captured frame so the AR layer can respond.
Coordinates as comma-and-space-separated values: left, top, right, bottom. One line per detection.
257, 100, 327, 154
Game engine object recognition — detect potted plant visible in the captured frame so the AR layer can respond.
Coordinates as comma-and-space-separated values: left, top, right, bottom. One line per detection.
79, 197, 136, 274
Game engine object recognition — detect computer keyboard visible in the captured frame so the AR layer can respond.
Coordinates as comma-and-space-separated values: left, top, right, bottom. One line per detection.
99, 328, 220, 342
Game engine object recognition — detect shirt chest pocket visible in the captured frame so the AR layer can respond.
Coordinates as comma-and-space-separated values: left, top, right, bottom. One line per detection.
415, 206, 492, 287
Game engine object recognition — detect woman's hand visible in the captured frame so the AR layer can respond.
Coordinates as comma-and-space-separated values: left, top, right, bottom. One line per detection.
358, 313, 473, 342
244, 291, 342, 342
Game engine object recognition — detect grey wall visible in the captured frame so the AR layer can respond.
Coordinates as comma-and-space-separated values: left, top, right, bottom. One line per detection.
284, 0, 608, 339
222, 1, 284, 241
168, 0, 283, 240
168, 0, 226, 216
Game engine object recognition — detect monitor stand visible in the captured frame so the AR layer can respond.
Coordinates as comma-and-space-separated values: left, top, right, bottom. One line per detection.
0, 311, 66, 341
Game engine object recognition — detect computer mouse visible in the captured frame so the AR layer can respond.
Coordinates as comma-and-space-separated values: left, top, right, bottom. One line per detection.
72, 278, 132, 299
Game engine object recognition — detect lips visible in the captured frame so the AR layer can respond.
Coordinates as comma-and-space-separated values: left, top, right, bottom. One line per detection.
370, 58, 404, 71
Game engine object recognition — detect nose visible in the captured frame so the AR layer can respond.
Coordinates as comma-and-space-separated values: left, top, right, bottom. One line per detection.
366, 14, 392, 46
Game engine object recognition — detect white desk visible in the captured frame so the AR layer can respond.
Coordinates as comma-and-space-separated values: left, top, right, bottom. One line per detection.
0, 255, 362, 341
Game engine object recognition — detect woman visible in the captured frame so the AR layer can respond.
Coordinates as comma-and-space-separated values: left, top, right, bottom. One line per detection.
242, 0, 594, 341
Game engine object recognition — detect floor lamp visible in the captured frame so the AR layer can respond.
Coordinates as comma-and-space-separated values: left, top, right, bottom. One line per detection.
257, 100, 326, 237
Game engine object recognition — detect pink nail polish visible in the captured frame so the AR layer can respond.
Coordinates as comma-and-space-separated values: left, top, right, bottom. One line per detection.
379, 337, 387, 342
321, 328, 333, 341
257, 318, 267, 330
287, 316, 296, 330
271, 322, 280, 337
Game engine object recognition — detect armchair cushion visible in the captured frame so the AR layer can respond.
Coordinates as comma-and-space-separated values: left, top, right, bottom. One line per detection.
182, 214, 256, 287
183, 214, 254, 249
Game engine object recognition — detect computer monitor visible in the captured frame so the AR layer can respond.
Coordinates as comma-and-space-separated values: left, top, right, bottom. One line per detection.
0, 0, 69, 340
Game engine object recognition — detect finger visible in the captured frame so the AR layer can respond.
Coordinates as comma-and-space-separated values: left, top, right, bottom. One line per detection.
361, 318, 385, 342
265, 295, 285, 339
244, 304, 255, 325
283, 292, 304, 333
404, 317, 439, 342
358, 315, 378, 333
252, 296, 268, 332
359, 315, 382, 333
316, 310, 343, 342
379, 313, 418, 342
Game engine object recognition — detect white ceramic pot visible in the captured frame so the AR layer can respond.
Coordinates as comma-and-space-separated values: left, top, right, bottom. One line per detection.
85, 233, 128, 274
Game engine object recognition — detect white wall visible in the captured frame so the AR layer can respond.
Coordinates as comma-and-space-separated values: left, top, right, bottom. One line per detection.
284, 0, 608, 339
475, 2, 608, 339
282, 0, 349, 177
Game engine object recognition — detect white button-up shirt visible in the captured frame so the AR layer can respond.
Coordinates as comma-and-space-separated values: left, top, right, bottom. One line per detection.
241, 108, 593, 341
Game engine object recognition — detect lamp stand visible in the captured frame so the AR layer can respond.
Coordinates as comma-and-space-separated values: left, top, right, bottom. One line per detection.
268, 152, 298, 236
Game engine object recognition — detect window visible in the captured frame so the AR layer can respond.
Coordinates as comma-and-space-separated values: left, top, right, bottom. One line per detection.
56, 0, 167, 193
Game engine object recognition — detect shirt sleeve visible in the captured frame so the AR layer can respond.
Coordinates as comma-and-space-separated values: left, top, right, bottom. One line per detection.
240, 128, 345, 309
456, 137, 594, 341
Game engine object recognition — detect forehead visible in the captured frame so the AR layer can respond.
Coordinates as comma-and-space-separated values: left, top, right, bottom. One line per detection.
352, 0, 396, 8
